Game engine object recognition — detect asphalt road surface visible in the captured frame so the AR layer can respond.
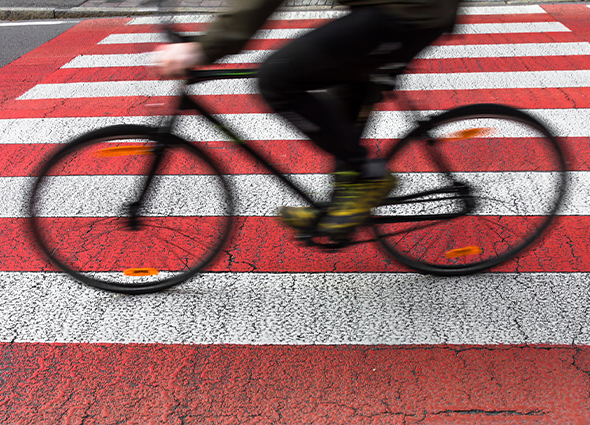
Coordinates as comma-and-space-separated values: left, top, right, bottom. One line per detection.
1, 4, 590, 423
0, 19, 80, 67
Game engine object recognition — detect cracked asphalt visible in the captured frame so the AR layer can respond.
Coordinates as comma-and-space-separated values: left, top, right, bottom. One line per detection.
1, 3, 590, 424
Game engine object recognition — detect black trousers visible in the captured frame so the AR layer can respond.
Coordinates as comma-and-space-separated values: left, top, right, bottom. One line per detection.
258, 7, 446, 170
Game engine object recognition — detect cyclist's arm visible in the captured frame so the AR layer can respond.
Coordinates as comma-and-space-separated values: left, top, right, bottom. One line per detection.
155, 0, 282, 76
198, 0, 284, 63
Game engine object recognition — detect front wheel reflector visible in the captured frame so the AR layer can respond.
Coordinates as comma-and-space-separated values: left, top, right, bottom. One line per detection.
445, 246, 483, 258
94, 146, 154, 157
441, 128, 493, 141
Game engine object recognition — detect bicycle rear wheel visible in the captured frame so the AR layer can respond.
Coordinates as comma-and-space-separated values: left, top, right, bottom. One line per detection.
372, 104, 567, 275
29, 125, 234, 294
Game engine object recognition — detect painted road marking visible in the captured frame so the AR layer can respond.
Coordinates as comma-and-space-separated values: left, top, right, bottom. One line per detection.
18, 70, 590, 98
101, 30, 581, 47
459, 5, 547, 14
1, 109, 590, 144
3, 136, 586, 176
61, 50, 590, 67
97, 32, 590, 61
0, 21, 76, 27
2, 216, 589, 273
126, 6, 549, 25
1, 272, 589, 344
4, 172, 583, 217
2, 343, 586, 424
2, 6, 590, 422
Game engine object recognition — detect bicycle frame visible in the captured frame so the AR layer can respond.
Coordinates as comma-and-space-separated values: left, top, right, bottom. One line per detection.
149, 67, 475, 231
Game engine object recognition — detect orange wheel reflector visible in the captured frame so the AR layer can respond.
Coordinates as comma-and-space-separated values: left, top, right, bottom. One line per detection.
442, 128, 493, 141
94, 146, 154, 157
445, 246, 483, 258
123, 268, 159, 276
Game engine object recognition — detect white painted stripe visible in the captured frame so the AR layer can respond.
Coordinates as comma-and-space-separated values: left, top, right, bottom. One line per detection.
1, 109, 589, 143
1, 272, 589, 345
0, 20, 75, 27
99, 32, 199, 44
126, 6, 548, 25
127, 12, 347, 25
19, 80, 187, 99
125, 19, 566, 35
3, 172, 584, 217
19, 70, 590, 99
401, 70, 590, 90
458, 5, 547, 15
61, 52, 152, 68
453, 22, 569, 34
99, 29, 312, 44
109, 25, 569, 45
69, 46, 590, 67
417, 42, 590, 59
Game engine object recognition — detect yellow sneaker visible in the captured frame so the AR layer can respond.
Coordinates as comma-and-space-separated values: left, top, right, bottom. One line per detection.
278, 206, 319, 231
317, 172, 397, 236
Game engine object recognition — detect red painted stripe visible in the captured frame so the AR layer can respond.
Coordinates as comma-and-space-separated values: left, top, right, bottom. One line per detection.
411, 56, 590, 74
0, 18, 130, 104
3, 86, 590, 120
55, 45, 590, 75
395, 87, 590, 111
1, 342, 589, 424
543, 4, 590, 41
3, 136, 581, 177
6, 216, 590, 273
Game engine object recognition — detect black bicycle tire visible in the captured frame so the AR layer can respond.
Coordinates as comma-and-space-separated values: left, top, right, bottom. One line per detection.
372, 103, 568, 276
29, 124, 234, 294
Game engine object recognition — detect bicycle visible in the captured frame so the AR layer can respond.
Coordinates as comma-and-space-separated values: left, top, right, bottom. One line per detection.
28, 60, 568, 294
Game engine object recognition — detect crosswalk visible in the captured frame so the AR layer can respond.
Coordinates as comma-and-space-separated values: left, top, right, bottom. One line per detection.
1, 6, 589, 344
2, 4, 590, 422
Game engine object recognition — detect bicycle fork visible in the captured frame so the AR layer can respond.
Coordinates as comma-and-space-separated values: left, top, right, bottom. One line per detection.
126, 137, 168, 230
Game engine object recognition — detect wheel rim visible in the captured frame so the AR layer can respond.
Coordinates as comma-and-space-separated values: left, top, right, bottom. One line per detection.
30, 130, 233, 293
373, 109, 567, 274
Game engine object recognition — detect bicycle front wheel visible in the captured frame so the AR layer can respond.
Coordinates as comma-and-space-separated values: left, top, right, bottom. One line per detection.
29, 125, 234, 294
372, 104, 568, 275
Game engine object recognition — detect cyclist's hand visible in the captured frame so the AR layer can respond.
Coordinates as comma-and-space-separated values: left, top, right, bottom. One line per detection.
154, 42, 207, 78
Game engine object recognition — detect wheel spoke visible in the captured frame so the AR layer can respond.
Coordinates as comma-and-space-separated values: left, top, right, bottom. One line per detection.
29, 127, 233, 293
373, 105, 566, 275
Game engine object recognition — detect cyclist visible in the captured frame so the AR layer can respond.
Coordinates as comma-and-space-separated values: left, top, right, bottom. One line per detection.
156, 0, 460, 237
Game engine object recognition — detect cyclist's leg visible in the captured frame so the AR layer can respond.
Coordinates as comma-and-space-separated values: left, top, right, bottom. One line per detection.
259, 8, 445, 233
258, 7, 444, 170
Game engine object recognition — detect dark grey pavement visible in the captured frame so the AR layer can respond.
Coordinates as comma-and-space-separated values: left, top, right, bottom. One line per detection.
0, 19, 80, 67
0, 0, 85, 6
